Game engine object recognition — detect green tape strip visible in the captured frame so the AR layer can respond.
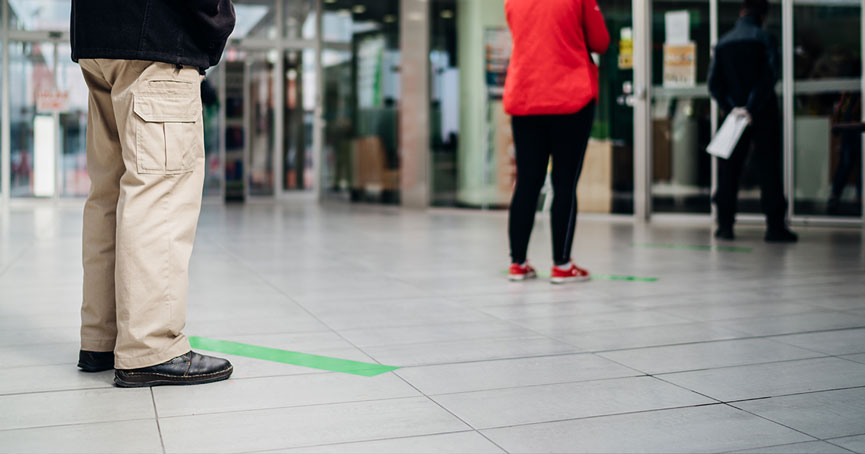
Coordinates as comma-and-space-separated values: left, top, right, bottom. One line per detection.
592, 274, 659, 283
631, 242, 752, 253
502, 271, 658, 282
189, 336, 399, 377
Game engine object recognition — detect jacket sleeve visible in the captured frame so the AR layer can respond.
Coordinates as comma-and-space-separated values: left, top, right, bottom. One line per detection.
708, 46, 733, 113
745, 34, 780, 115
582, 0, 610, 54
188, 0, 220, 16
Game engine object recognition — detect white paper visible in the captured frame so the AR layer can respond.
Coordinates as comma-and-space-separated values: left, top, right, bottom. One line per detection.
665, 11, 690, 45
707, 112, 751, 159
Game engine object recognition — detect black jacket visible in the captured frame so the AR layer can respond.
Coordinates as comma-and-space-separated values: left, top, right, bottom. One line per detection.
71, 0, 236, 71
708, 15, 779, 115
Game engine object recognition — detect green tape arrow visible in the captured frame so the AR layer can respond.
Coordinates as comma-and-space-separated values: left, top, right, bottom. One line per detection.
189, 336, 399, 377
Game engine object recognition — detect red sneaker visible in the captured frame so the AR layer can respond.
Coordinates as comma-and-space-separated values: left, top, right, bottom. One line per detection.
550, 262, 590, 284
508, 263, 537, 281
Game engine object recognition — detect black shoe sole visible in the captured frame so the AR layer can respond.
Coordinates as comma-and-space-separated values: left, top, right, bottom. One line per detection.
77, 362, 114, 373
114, 366, 233, 388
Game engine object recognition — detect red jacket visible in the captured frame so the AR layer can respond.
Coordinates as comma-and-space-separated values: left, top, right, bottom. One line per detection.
503, 0, 610, 116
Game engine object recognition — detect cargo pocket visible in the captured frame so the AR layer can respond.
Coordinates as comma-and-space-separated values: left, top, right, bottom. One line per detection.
133, 88, 201, 175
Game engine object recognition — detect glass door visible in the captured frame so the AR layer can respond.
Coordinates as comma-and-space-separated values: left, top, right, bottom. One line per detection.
648, 1, 713, 214
8, 40, 87, 198
792, 1, 862, 219
321, 0, 402, 204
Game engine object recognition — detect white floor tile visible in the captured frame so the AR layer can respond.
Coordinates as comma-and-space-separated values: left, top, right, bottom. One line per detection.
432, 376, 712, 429
159, 397, 469, 453
662, 358, 865, 402
482, 404, 812, 453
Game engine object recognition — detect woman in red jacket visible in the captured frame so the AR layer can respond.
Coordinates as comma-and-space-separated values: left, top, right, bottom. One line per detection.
505, 0, 609, 284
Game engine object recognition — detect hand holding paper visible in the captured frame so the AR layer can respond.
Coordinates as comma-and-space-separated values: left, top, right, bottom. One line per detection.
706, 108, 751, 160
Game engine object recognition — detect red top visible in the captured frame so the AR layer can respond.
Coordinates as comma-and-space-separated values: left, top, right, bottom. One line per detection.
503, 0, 610, 116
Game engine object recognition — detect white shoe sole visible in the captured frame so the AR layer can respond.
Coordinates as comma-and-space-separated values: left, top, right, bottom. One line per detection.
509, 272, 537, 282
550, 275, 591, 284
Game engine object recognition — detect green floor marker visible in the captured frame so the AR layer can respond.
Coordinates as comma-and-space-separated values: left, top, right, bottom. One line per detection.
631, 242, 752, 253
592, 274, 659, 283
189, 336, 399, 377
502, 270, 658, 282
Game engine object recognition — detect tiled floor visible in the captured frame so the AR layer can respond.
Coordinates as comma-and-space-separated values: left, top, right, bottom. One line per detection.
1, 201, 864, 453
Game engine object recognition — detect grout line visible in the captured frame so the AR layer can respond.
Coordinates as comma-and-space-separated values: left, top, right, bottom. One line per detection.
726, 440, 852, 454
0, 242, 34, 280
723, 384, 865, 405
723, 401, 824, 445
0, 416, 159, 434
241, 430, 484, 454
0, 384, 115, 398
823, 432, 865, 453
391, 373, 511, 454
411, 372, 649, 398
155, 395, 420, 421
474, 402, 726, 432
150, 388, 167, 454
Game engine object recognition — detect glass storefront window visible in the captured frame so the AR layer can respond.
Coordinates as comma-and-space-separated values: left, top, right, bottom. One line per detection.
8, 0, 70, 32
650, 1, 712, 214
793, 2, 862, 218
56, 43, 88, 197
203, 66, 222, 198
283, 49, 317, 190
8, 41, 89, 198
594, 0, 634, 214
10, 41, 52, 197
233, 0, 278, 40
322, 0, 401, 204
285, 0, 316, 40
429, 0, 458, 206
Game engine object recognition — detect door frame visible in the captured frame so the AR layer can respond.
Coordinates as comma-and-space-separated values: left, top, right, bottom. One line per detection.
633, 0, 865, 227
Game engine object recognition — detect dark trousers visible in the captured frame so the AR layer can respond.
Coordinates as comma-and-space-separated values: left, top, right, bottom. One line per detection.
509, 102, 595, 265
714, 112, 788, 229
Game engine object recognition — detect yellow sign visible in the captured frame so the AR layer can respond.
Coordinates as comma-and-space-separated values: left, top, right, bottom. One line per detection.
618, 27, 634, 70
663, 43, 697, 87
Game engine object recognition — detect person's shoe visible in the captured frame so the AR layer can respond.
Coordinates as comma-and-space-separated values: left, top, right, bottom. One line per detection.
78, 350, 114, 372
765, 227, 799, 243
114, 351, 233, 388
550, 262, 590, 284
508, 262, 537, 281
714, 226, 735, 240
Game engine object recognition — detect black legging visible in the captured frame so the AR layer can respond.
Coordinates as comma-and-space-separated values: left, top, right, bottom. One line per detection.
509, 102, 595, 265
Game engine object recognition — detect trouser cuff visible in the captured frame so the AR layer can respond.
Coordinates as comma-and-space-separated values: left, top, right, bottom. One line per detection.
80, 338, 117, 352
114, 335, 192, 370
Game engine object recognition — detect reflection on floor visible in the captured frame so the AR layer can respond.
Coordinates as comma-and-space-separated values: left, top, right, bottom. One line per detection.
1, 201, 864, 453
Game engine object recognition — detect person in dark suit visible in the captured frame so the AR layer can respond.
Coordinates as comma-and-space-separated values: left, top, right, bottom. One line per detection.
708, 0, 798, 242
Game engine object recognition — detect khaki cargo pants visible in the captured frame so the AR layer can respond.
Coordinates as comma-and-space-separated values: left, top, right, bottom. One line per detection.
79, 59, 204, 369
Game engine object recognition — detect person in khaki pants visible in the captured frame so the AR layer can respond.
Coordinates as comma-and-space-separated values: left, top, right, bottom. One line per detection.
72, 0, 236, 387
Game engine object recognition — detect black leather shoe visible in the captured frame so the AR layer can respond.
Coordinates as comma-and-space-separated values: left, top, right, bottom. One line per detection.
715, 226, 735, 240
765, 227, 798, 243
114, 351, 233, 388
78, 350, 114, 372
